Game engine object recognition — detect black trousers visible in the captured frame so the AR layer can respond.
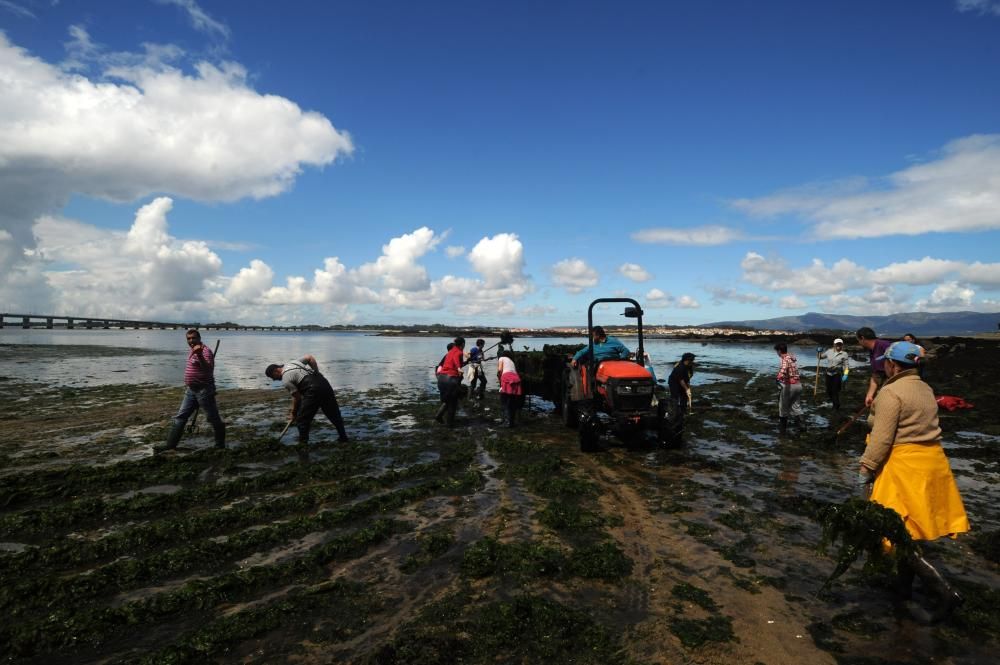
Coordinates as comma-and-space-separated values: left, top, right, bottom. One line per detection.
296, 374, 347, 444
500, 393, 524, 426
437, 374, 462, 426
670, 394, 687, 440
824, 373, 843, 410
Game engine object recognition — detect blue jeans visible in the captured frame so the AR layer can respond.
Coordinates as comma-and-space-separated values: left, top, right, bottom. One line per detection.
174, 384, 223, 428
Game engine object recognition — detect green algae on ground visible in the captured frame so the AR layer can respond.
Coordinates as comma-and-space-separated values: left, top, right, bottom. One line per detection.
969, 528, 1000, 564
139, 578, 382, 665
830, 610, 888, 636
364, 592, 631, 665
400, 528, 456, 573
669, 615, 736, 648
671, 582, 719, 611
461, 537, 632, 580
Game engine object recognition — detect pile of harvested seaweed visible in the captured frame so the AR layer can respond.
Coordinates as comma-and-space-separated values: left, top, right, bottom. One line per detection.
816, 498, 917, 590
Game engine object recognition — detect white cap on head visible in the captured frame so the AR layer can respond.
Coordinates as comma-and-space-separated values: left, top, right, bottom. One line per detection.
833, 338, 844, 345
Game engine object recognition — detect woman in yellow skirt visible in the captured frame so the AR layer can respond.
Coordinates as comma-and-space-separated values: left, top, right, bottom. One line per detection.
858, 341, 969, 623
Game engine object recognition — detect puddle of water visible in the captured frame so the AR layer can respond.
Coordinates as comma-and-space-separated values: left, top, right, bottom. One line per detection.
237, 531, 331, 568
0, 542, 31, 553
115, 484, 183, 500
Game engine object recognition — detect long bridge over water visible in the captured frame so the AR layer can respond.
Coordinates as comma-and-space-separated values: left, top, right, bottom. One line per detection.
0, 313, 305, 332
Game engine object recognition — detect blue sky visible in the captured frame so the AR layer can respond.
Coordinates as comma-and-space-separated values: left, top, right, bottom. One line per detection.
1, 0, 999, 326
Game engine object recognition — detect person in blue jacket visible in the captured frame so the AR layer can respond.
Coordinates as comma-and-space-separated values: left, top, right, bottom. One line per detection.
571, 326, 631, 367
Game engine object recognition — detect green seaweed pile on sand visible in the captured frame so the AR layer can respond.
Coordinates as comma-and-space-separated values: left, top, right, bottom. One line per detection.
817, 498, 916, 590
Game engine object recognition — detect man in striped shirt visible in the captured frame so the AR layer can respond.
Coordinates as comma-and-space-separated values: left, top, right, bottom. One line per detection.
155, 329, 226, 452
774, 342, 802, 435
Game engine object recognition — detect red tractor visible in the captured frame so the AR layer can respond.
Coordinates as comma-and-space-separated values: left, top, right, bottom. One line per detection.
560, 298, 671, 452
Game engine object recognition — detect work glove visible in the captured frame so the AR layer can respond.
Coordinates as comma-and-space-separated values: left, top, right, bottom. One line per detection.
841, 373, 848, 385
857, 468, 875, 499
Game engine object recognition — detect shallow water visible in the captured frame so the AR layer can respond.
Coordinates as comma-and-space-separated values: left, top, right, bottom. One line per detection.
0, 328, 848, 390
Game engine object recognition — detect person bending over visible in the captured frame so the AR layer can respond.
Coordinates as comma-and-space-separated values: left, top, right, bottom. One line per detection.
265, 355, 349, 446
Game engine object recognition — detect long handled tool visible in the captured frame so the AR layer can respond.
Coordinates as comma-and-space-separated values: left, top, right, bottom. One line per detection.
834, 403, 869, 440
276, 419, 294, 443
481, 330, 516, 356
814, 347, 822, 399
188, 339, 221, 435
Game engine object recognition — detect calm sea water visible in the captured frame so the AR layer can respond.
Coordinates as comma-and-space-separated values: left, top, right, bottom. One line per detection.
0, 329, 840, 391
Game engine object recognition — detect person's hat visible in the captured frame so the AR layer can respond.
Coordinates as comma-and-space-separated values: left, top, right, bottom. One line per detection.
833, 338, 844, 345
875, 341, 921, 365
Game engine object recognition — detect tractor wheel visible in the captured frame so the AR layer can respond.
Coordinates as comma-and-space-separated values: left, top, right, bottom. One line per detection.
624, 430, 649, 452
579, 415, 600, 452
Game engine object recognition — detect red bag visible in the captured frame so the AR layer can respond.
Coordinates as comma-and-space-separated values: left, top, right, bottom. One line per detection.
935, 395, 975, 412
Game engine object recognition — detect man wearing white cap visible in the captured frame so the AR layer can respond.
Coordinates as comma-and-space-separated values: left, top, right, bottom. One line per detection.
820, 338, 850, 410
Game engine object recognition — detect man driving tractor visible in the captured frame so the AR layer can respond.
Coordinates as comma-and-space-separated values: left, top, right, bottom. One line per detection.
571, 326, 631, 367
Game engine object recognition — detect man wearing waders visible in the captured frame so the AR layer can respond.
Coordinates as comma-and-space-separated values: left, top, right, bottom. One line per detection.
155, 329, 225, 453
821, 338, 850, 410
265, 355, 349, 445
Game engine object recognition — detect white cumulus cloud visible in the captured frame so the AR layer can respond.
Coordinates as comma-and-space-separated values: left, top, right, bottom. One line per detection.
0, 29, 353, 310
778, 295, 806, 310
355, 227, 442, 291
552, 258, 599, 294
32, 197, 222, 315
445, 245, 466, 258
468, 233, 527, 288
618, 262, 653, 282
645, 288, 674, 308
916, 282, 976, 311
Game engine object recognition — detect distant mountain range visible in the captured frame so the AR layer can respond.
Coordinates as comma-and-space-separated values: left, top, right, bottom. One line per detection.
702, 311, 1000, 336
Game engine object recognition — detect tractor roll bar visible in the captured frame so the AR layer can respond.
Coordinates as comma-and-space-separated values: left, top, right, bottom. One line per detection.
586, 297, 644, 369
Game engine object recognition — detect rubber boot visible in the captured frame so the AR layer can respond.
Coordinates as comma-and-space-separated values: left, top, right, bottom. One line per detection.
890, 560, 915, 600
154, 421, 185, 453
213, 422, 226, 449
906, 555, 964, 624
779, 417, 788, 435
434, 403, 447, 424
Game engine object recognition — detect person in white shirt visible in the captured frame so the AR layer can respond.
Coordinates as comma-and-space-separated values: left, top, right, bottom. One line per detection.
496, 351, 523, 428
821, 338, 850, 410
